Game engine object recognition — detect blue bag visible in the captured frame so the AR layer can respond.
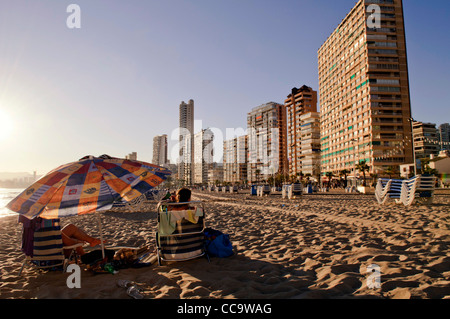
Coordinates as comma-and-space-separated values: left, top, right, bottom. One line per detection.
204, 228, 233, 258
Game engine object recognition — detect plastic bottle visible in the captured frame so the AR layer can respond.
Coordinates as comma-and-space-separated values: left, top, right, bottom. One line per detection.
103, 263, 118, 274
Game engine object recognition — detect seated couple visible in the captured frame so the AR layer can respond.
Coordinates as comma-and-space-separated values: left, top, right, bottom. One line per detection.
168, 187, 194, 211
159, 188, 203, 236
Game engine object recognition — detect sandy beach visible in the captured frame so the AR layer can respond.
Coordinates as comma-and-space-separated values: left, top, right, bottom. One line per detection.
1, 189, 449, 300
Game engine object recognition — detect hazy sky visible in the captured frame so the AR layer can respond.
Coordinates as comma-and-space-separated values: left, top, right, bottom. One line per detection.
0, 0, 449, 175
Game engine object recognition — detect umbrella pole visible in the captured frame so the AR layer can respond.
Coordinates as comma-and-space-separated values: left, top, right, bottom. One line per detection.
96, 214, 105, 259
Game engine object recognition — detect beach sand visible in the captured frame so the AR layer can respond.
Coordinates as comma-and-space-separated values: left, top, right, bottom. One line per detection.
1, 189, 449, 299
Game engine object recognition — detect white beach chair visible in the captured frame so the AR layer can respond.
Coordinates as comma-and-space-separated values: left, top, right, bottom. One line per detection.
257, 185, 270, 197
399, 175, 437, 206
290, 183, 302, 199
282, 185, 289, 199
375, 178, 403, 204
346, 185, 359, 193
282, 184, 302, 199
375, 178, 391, 204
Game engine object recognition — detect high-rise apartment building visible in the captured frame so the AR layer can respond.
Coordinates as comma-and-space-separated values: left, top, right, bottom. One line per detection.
193, 128, 214, 184
318, 0, 413, 176
223, 135, 248, 183
152, 134, 168, 166
125, 152, 137, 160
208, 163, 224, 185
298, 112, 321, 177
178, 99, 194, 184
412, 121, 440, 159
247, 102, 287, 182
285, 85, 318, 176
438, 123, 450, 152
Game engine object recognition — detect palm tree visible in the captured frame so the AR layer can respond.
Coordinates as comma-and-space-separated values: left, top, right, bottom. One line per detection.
420, 158, 439, 176
356, 160, 370, 187
370, 173, 378, 187
339, 169, 350, 188
384, 166, 399, 179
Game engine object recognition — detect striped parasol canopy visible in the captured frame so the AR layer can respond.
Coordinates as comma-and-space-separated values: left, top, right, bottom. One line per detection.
7, 154, 172, 220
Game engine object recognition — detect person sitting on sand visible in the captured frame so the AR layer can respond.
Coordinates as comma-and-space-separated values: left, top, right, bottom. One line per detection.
61, 224, 106, 256
169, 187, 192, 211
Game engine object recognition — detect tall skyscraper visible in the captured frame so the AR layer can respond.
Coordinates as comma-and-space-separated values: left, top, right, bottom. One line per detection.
193, 128, 214, 184
285, 85, 319, 176
412, 121, 440, 159
438, 123, 450, 152
298, 112, 322, 177
178, 99, 194, 184
152, 134, 168, 166
223, 135, 248, 183
318, 0, 413, 176
247, 102, 287, 182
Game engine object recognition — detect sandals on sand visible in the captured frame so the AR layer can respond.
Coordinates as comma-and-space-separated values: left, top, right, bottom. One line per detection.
126, 286, 143, 299
117, 279, 133, 288
117, 279, 144, 299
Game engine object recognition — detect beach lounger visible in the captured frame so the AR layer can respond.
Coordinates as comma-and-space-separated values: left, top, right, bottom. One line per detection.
399, 175, 437, 206
155, 201, 209, 266
282, 185, 289, 199
345, 186, 359, 193
375, 178, 403, 204
375, 178, 391, 203
257, 185, 271, 197
18, 218, 83, 275
282, 184, 302, 199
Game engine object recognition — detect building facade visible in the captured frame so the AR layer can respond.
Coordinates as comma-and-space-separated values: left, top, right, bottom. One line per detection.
152, 134, 168, 166
318, 0, 413, 177
193, 128, 214, 184
285, 85, 318, 176
298, 112, 321, 177
439, 123, 450, 152
412, 121, 440, 159
178, 99, 194, 184
223, 135, 248, 184
125, 152, 137, 160
247, 102, 287, 182
208, 163, 224, 185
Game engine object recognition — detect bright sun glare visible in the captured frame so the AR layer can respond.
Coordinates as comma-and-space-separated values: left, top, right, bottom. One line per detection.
0, 109, 14, 141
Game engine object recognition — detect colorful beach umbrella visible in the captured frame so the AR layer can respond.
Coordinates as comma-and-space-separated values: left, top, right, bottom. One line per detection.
7, 154, 172, 220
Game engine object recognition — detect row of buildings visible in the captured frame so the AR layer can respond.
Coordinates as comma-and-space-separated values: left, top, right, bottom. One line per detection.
151, 0, 449, 185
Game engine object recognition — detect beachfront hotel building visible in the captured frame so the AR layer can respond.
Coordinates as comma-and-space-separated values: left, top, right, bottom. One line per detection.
193, 128, 214, 184
178, 99, 194, 185
208, 163, 224, 185
223, 135, 248, 184
412, 121, 440, 159
152, 134, 168, 166
298, 112, 321, 177
247, 102, 287, 183
438, 123, 450, 152
318, 0, 413, 177
284, 85, 319, 177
